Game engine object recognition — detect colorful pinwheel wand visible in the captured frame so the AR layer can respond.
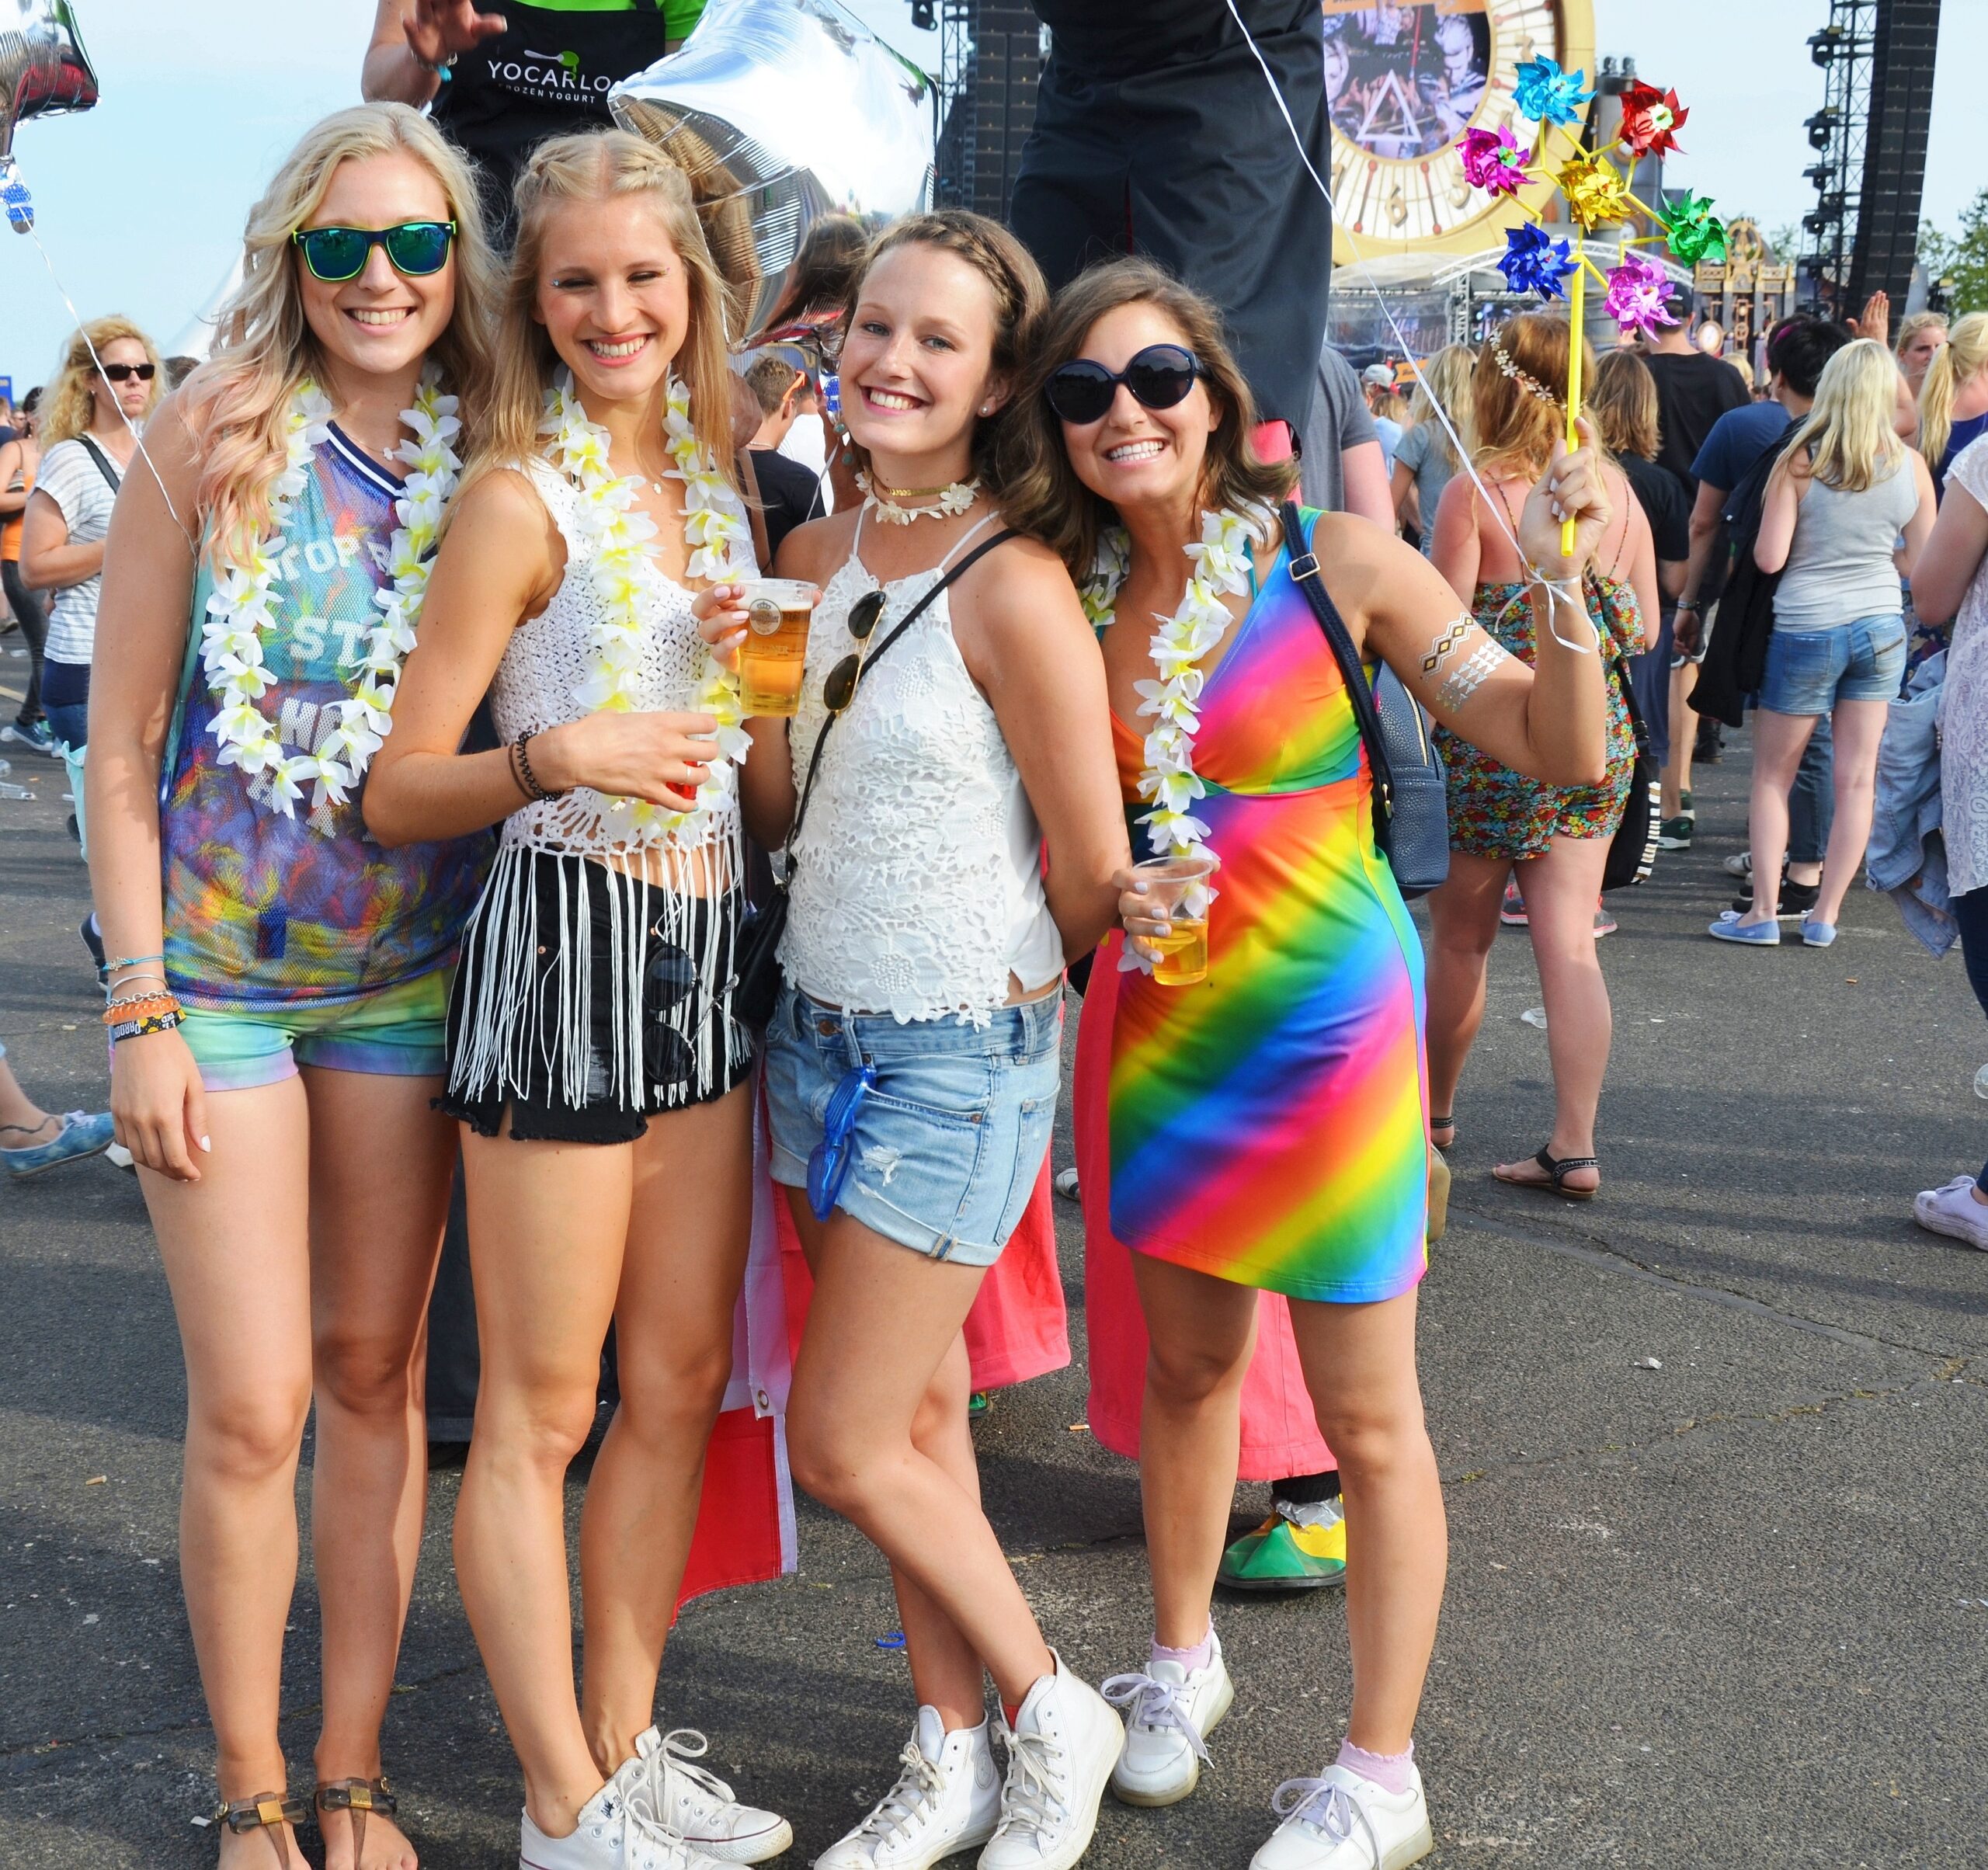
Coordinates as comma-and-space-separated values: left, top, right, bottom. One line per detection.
1468, 68, 1718, 549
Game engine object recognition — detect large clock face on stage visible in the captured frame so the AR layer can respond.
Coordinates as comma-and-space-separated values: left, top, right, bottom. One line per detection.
1324, 0, 1597, 261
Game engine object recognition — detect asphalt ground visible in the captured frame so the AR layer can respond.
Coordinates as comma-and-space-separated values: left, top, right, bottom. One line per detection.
2, 717, 1986, 1869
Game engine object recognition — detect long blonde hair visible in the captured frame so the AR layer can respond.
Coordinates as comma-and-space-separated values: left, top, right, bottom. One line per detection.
1917, 311, 1988, 471
1776, 338, 1905, 495
41, 317, 162, 444
469, 130, 739, 498
1405, 342, 1475, 473
182, 103, 498, 570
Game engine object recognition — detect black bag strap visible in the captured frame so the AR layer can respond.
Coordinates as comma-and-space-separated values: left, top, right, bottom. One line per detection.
781, 527, 1020, 871
1279, 499, 1395, 857
76, 434, 123, 495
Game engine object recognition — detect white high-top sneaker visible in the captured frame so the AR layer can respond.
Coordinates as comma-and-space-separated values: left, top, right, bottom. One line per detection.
609, 1728, 793, 1865
815, 1705, 1002, 1869
1100, 1628, 1235, 1805
520, 1781, 728, 1870
978, 1652, 1120, 1870
1248, 1763, 1433, 1870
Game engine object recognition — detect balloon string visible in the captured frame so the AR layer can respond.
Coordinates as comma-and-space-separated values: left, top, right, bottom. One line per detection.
20, 215, 196, 553
1218, 0, 1526, 565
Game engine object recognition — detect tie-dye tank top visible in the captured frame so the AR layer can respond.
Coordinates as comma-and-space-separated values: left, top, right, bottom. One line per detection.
162, 426, 489, 1010
1090, 508, 1430, 1304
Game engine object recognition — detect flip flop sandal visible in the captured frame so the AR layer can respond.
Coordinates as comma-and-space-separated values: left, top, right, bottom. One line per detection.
1426, 1147, 1451, 1245
214, 1793, 310, 1868
1496, 1146, 1600, 1201
317, 1777, 398, 1867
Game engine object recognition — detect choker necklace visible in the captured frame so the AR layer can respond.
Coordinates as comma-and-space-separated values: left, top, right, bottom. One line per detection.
855, 467, 980, 525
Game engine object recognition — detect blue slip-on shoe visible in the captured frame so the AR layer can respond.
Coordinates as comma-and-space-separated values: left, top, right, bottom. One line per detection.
1708, 911, 1780, 946
1, 1110, 115, 1179
1802, 918, 1838, 948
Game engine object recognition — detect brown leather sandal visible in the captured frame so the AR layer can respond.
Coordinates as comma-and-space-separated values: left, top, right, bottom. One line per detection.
316, 1777, 398, 1866
213, 1792, 309, 1868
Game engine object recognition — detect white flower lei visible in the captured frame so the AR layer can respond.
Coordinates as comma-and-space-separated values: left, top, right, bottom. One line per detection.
540, 369, 754, 843
200, 369, 461, 823
1081, 503, 1268, 860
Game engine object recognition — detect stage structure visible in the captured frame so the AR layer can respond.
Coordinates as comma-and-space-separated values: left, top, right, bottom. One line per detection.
923, 1, 1039, 221
1692, 219, 1799, 362
1800, 0, 1941, 318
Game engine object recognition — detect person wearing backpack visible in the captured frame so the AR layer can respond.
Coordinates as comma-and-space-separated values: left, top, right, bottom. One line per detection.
18, 318, 161, 751
1710, 341, 1937, 949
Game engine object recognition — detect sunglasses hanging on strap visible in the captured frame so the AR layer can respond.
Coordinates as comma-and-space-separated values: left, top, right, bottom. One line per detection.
733, 526, 1020, 1027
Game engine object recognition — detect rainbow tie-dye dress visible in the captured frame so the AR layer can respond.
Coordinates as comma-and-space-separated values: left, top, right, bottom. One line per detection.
1089, 509, 1430, 1305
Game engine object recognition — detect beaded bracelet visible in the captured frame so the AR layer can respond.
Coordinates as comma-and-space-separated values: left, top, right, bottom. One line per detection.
109, 1010, 185, 1044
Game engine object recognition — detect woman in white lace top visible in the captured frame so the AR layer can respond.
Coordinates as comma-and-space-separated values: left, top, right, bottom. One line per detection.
367, 133, 790, 1870
729, 213, 1130, 1870
1906, 434, 1988, 1246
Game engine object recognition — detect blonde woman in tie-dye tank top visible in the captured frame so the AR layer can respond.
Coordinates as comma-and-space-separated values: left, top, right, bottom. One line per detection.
82, 105, 498, 1870
1014, 262, 1617, 1869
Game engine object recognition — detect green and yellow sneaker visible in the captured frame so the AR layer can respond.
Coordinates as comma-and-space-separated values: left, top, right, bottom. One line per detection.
1217, 1502, 1347, 1592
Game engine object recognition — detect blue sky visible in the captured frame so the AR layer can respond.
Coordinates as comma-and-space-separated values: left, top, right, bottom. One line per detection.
2, 1, 1981, 392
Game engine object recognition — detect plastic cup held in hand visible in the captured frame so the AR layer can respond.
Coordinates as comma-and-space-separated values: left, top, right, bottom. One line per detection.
1131, 850, 1219, 986
737, 579, 816, 717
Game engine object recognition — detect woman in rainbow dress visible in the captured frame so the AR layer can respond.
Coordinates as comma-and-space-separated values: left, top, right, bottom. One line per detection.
1013, 262, 1614, 1870
87, 104, 496, 1870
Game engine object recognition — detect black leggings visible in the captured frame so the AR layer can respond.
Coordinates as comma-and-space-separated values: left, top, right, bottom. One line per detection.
1952, 886, 1988, 1182
1, 558, 46, 726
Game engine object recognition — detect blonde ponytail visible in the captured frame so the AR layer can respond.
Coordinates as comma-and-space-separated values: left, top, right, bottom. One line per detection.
1917, 311, 1988, 471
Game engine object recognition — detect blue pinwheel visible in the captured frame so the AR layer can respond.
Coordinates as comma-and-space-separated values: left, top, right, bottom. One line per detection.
1496, 223, 1576, 299
1514, 57, 1594, 128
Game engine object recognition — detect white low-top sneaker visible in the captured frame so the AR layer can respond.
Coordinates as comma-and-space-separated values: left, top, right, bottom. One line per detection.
610, 1728, 792, 1865
978, 1651, 1120, 1870
815, 1705, 1001, 1869
1249, 1764, 1432, 1870
1100, 1630, 1235, 1806
1913, 1176, 1988, 1250
520, 1781, 728, 1870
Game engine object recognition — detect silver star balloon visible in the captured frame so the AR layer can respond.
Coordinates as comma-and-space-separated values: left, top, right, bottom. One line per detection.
0, 0, 100, 232
610, 0, 934, 340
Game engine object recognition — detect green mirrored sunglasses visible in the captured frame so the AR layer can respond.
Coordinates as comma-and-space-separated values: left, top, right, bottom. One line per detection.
292, 221, 457, 283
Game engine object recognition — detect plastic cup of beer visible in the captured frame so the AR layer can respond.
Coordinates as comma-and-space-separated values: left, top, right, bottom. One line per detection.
737, 579, 816, 717
1130, 850, 1220, 986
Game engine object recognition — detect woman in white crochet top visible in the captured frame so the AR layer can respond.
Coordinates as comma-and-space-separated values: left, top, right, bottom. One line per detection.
729, 212, 1129, 1870
367, 133, 787, 1870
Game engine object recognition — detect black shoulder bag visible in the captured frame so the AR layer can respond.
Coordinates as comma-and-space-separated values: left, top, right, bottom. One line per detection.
1278, 501, 1450, 899
734, 527, 1020, 1027
1601, 641, 1661, 892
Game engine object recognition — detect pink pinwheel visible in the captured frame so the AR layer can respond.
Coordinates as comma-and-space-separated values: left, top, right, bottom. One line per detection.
1461, 125, 1530, 197
1603, 253, 1679, 336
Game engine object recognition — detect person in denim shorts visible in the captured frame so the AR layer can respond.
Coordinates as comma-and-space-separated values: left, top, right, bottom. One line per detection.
736, 214, 1130, 1870
1712, 339, 1938, 949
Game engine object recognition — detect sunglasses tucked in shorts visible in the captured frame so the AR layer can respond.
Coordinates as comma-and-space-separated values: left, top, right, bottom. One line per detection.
764, 982, 1062, 1267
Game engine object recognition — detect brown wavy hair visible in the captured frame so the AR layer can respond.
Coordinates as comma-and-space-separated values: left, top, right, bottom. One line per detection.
1472, 311, 1593, 478
833, 210, 1048, 495
1587, 348, 1661, 463
999, 258, 1295, 583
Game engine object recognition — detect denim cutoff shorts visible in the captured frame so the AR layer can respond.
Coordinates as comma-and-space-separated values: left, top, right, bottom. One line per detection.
764, 982, 1062, 1266
1760, 614, 1907, 714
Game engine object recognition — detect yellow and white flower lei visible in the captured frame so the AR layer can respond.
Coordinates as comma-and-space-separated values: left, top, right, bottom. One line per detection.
1081, 503, 1268, 859
200, 369, 460, 822
540, 369, 753, 843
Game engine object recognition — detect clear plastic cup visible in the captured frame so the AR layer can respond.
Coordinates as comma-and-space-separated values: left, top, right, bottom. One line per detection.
736, 579, 816, 717
1130, 850, 1219, 986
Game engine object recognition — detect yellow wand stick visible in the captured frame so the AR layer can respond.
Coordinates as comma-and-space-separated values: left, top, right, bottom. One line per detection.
1562, 242, 1585, 557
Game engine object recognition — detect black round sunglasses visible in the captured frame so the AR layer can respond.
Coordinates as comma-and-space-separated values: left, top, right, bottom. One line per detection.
1044, 342, 1202, 426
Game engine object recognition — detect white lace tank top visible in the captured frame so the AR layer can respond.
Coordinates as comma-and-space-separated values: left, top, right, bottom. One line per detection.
780, 513, 1064, 1024
485, 456, 745, 861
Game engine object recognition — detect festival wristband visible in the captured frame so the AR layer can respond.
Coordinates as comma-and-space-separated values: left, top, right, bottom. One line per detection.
109, 1010, 185, 1044
103, 993, 182, 1026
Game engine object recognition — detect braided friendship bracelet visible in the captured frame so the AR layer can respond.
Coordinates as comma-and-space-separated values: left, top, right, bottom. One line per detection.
102, 994, 182, 1027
